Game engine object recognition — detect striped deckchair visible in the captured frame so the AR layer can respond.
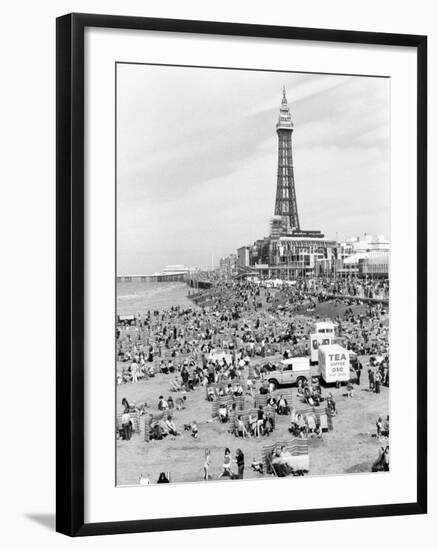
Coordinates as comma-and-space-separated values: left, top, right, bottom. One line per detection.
254, 393, 268, 408
228, 405, 275, 431
205, 383, 224, 400
212, 394, 248, 419
227, 406, 258, 435
211, 396, 233, 418
205, 378, 245, 399
261, 439, 309, 475
295, 406, 333, 431
267, 390, 293, 414
234, 395, 246, 411
270, 389, 293, 403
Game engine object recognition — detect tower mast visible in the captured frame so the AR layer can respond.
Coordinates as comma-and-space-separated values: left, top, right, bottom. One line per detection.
274, 87, 300, 233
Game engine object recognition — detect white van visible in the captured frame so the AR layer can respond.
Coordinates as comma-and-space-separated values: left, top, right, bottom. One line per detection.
309, 332, 333, 363
318, 344, 350, 384
267, 357, 319, 389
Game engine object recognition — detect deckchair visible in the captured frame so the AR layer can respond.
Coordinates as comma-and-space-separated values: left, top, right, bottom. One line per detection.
169, 379, 182, 392
261, 439, 309, 475
295, 406, 333, 432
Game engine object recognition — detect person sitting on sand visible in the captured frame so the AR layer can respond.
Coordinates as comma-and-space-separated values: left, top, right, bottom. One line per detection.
311, 388, 321, 406
165, 415, 179, 436
234, 383, 244, 397
256, 406, 265, 437
191, 420, 198, 439
277, 394, 288, 415
289, 411, 300, 437
296, 414, 307, 436
248, 412, 257, 436
157, 472, 170, 483
279, 445, 292, 459
139, 473, 150, 485
219, 403, 228, 423
372, 446, 390, 472
264, 414, 274, 436
327, 393, 336, 416
175, 395, 186, 410
267, 395, 277, 408
314, 421, 323, 439
150, 422, 165, 440
157, 396, 168, 411
251, 458, 263, 474
207, 387, 215, 401
235, 416, 248, 438
271, 448, 290, 477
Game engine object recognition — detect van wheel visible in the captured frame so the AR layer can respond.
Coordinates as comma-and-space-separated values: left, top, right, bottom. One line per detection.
268, 379, 278, 390
296, 376, 307, 386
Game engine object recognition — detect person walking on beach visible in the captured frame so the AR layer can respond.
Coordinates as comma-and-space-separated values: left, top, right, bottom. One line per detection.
204, 449, 211, 481
368, 369, 375, 392
235, 449, 245, 479
374, 370, 381, 394
131, 359, 138, 384
219, 448, 232, 478
356, 362, 362, 385
121, 411, 132, 441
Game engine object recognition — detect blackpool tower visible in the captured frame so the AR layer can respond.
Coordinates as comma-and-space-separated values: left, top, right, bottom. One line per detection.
274, 87, 300, 233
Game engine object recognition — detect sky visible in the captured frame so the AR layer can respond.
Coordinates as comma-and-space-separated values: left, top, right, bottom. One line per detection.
116, 64, 390, 276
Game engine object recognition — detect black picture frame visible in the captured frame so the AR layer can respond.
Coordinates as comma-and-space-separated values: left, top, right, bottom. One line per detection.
56, 12, 427, 537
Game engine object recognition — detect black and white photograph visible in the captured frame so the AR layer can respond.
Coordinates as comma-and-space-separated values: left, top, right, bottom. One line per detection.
116, 64, 391, 486
0, 0, 431, 544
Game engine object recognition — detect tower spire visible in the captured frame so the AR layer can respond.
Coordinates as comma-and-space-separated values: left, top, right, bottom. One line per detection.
274, 88, 300, 232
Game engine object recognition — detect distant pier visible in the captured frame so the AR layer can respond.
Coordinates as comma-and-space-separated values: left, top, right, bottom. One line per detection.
117, 273, 186, 283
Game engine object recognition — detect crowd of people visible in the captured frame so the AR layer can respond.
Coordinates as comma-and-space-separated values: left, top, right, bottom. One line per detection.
116, 276, 390, 484
296, 276, 389, 301
117, 278, 389, 384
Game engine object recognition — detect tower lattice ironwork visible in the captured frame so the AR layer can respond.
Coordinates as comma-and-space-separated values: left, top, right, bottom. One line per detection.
274, 87, 300, 232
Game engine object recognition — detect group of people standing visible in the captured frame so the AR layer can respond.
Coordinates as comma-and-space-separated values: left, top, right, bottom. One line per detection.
204, 447, 245, 480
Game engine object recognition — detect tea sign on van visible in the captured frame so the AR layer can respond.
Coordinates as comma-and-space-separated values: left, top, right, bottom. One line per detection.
329, 353, 347, 362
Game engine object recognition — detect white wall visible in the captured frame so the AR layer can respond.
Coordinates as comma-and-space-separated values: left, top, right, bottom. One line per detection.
0, 0, 435, 548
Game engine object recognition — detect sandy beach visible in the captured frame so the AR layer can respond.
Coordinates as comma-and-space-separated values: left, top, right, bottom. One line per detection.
116, 288, 389, 486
